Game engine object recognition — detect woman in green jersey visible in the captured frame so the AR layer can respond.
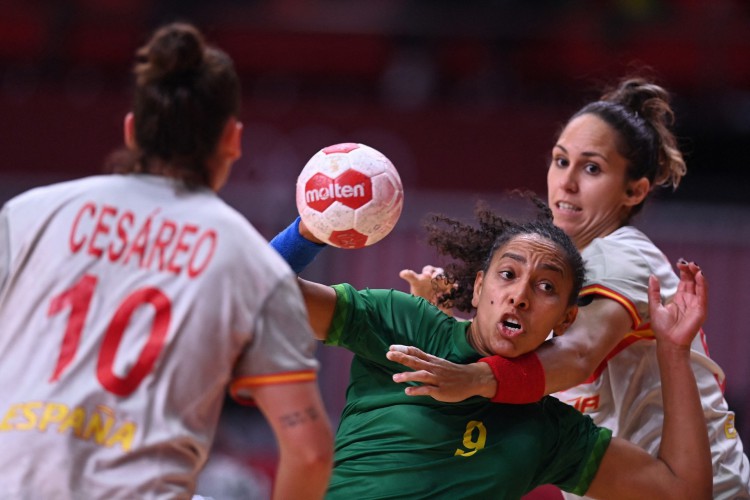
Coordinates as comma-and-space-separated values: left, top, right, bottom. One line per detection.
270, 200, 710, 499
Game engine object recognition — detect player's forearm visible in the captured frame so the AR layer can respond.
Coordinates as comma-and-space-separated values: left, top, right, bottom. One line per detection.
536, 299, 634, 395
273, 456, 332, 500
479, 346, 589, 404
478, 333, 600, 404
274, 403, 333, 499
655, 343, 712, 498
534, 337, 594, 395
253, 384, 334, 500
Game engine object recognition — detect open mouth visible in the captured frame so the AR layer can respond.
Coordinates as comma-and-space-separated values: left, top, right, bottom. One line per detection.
503, 319, 521, 331
499, 316, 523, 338
556, 201, 581, 212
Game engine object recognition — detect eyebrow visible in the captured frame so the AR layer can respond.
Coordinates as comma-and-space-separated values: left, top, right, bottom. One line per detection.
502, 252, 525, 263
501, 251, 565, 275
554, 144, 608, 163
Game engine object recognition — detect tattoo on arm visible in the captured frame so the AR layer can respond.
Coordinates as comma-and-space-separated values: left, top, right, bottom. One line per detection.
280, 406, 321, 428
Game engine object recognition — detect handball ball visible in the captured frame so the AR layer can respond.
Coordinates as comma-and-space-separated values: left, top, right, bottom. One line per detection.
296, 143, 404, 249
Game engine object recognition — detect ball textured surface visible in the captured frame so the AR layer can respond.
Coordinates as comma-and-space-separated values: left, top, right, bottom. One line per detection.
296, 143, 404, 249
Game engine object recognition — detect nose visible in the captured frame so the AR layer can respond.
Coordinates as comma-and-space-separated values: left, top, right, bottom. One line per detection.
508, 283, 529, 310
558, 166, 578, 193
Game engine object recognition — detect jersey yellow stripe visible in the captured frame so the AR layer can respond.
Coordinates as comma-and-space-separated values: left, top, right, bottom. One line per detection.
229, 370, 318, 405
580, 284, 643, 328
233, 370, 317, 388
584, 330, 654, 383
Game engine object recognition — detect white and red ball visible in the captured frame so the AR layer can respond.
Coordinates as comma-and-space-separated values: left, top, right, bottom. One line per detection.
296, 143, 404, 249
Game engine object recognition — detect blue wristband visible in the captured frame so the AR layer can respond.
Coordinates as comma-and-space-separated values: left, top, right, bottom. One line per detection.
269, 216, 327, 274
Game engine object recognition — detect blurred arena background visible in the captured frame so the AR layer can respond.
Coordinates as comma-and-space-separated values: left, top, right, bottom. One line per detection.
1, 1, 748, 498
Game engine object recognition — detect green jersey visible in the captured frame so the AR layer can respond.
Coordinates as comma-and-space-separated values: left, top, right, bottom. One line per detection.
324, 283, 611, 499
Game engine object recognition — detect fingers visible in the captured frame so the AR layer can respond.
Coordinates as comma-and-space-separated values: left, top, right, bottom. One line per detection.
388, 345, 440, 385
681, 261, 708, 315
694, 266, 708, 311
647, 274, 662, 313
386, 344, 476, 402
675, 260, 700, 276
675, 259, 702, 296
399, 269, 418, 284
389, 344, 430, 356
399, 266, 444, 282
652, 260, 709, 343
403, 385, 437, 397
422, 265, 445, 278
298, 218, 325, 244
676, 259, 695, 295
386, 345, 434, 370
392, 369, 433, 385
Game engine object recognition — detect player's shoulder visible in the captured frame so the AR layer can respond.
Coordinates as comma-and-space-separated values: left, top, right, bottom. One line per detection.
339, 284, 420, 305
207, 215, 294, 283
336, 284, 454, 325
3, 174, 169, 210
585, 226, 655, 255
582, 225, 677, 298
583, 226, 663, 272
5, 175, 105, 206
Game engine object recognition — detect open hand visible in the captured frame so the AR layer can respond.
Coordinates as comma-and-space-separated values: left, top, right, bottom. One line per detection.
648, 260, 707, 349
399, 265, 455, 314
386, 345, 496, 402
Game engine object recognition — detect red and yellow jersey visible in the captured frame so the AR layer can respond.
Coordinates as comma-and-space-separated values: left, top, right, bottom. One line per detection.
555, 225, 750, 500
0, 174, 318, 498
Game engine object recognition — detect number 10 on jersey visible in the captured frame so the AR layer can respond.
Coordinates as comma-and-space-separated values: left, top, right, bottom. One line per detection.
48, 274, 171, 397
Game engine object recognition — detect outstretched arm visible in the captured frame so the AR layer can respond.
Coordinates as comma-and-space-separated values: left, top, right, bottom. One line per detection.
389, 264, 632, 402
584, 261, 711, 499
269, 218, 336, 340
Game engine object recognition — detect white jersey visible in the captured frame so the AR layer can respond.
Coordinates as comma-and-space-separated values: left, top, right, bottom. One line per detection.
555, 226, 750, 500
0, 174, 319, 499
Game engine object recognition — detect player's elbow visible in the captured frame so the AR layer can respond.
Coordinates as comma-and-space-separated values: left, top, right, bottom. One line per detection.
285, 426, 334, 472
658, 480, 712, 500
305, 440, 334, 468
675, 461, 714, 500
273, 434, 334, 500
631, 464, 712, 500
559, 344, 601, 387
289, 439, 334, 478
571, 352, 599, 385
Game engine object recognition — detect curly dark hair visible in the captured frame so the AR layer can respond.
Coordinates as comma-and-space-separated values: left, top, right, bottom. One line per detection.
426, 193, 585, 313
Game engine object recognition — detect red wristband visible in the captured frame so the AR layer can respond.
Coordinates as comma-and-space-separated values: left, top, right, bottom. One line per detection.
478, 352, 545, 404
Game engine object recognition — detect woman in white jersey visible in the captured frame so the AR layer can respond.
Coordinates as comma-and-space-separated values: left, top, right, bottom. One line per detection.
391, 76, 750, 499
0, 23, 332, 499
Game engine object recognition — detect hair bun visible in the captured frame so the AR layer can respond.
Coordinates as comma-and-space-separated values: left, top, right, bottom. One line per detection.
597, 75, 685, 191
604, 77, 672, 124
136, 23, 205, 85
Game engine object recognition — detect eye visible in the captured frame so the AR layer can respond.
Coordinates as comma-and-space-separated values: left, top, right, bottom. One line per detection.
537, 281, 555, 293
499, 270, 514, 280
584, 163, 601, 174
553, 155, 569, 168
